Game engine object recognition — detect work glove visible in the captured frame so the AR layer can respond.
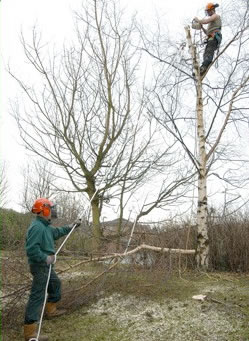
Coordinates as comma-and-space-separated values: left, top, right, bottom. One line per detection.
46, 255, 56, 265
69, 219, 82, 230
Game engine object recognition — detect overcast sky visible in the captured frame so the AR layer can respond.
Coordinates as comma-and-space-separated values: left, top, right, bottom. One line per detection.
0, 0, 225, 213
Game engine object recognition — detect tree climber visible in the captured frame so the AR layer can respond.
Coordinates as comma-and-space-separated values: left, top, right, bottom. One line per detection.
24, 198, 81, 341
194, 3, 222, 76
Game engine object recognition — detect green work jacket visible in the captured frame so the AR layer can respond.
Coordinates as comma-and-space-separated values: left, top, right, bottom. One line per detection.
25, 216, 71, 265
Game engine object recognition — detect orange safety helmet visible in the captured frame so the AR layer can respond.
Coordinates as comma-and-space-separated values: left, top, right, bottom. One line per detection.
31, 198, 56, 217
205, 3, 219, 11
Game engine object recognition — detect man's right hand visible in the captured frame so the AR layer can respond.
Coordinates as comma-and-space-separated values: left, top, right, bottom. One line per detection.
46, 255, 56, 265
69, 219, 82, 229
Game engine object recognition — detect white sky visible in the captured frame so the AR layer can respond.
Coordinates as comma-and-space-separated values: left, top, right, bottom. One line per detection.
0, 0, 226, 215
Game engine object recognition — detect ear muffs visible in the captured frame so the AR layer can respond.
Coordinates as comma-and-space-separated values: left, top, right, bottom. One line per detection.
43, 205, 51, 217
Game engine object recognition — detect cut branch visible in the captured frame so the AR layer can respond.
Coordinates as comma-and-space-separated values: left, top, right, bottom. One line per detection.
58, 243, 196, 275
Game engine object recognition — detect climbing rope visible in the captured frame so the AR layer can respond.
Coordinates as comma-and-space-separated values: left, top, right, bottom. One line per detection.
215, 47, 220, 68
124, 215, 138, 254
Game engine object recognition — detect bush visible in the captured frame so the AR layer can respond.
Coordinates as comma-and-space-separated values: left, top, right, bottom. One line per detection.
209, 214, 249, 272
0, 208, 31, 250
1, 208, 249, 272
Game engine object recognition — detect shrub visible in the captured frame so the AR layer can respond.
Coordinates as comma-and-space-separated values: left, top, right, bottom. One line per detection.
0, 208, 31, 250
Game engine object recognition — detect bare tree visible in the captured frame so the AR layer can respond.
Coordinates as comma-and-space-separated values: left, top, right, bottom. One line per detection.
10, 0, 190, 251
141, 1, 249, 268
20, 159, 55, 212
0, 162, 9, 208
54, 191, 88, 227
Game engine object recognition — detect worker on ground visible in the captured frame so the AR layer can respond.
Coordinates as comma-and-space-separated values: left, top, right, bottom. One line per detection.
24, 198, 81, 341
194, 3, 222, 76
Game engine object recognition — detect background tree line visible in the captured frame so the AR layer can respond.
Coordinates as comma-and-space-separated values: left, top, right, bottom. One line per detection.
1, 204, 249, 272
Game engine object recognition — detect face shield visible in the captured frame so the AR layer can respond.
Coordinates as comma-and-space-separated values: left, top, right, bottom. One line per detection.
51, 205, 58, 219
205, 9, 213, 16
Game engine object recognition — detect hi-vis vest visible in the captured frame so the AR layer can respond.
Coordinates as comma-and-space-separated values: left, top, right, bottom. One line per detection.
207, 15, 222, 36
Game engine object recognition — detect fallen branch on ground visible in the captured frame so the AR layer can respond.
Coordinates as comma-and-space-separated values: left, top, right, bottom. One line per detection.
58, 243, 196, 275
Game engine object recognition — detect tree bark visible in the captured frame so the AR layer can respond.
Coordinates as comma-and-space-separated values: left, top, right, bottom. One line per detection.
185, 26, 209, 269
196, 83, 209, 269
91, 198, 102, 252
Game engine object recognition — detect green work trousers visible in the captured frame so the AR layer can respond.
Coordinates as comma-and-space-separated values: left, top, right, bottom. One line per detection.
24, 264, 61, 324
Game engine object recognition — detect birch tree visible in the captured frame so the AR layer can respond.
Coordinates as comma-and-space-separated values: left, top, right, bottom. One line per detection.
141, 1, 249, 268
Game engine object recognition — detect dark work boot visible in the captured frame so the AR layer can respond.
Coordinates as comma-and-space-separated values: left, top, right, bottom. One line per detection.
200, 65, 207, 76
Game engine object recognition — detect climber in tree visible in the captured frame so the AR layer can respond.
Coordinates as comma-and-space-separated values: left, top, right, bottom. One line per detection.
194, 3, 222, 76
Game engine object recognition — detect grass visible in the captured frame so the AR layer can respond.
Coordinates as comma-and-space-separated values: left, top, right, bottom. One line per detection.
2, 261, 249, 341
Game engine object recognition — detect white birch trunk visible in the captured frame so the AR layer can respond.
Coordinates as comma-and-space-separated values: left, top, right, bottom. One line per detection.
185, 26, 209, 269
196, 83, 209, 269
